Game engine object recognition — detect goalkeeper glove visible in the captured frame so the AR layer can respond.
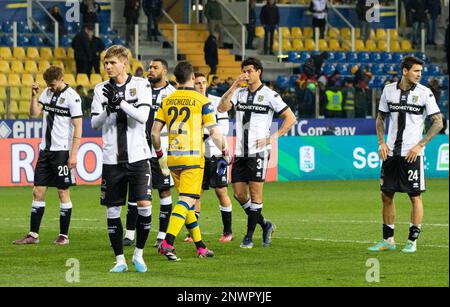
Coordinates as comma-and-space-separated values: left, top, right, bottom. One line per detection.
217, 147, 232, 176
156, 149, 171, 177
102, 82, 121, 114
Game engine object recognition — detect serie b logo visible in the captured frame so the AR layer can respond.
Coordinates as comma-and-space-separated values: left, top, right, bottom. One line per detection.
299, 146, 315, 173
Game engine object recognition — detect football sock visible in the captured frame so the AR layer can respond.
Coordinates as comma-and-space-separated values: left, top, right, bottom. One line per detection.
408, 224, 421, 242
165, 200, 190, 245
59, 202, 72, 236
125, 202, 138, 240
240, 198, 266, 228
107, 207, 123, 256
30, 201, 45, 235
136, 206, 152, 249
383, 224, 395, 241
158, 196, 172, 240
186, 208, 202, 243
220, 205, 232, 234
246, 202, 263, 238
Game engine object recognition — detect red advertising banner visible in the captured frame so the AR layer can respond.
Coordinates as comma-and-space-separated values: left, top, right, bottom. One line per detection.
0, 137, 278, 186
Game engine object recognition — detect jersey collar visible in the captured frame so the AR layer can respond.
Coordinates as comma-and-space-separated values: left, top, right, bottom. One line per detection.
178, 86, 195, 91
248, 83, 264, 94
396, 80, 417, 92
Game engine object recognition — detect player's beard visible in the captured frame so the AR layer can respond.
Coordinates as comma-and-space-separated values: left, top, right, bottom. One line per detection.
148, 74, 162, 85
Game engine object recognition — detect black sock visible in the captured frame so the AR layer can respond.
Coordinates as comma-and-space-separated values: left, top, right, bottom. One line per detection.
107, 218, 123, 256
159, 204, 172, 233
30, 205, 45, 234
136, 210, 151, 249
246, 208, 260, 239
165, 233, 175, 246
126, 203, 138, 231
220, 208, 232, 234
241, 199, 266, 228
195, 211, 200, 220
194, 240, 206, 249
59, 207, 72, 236
408, 225, 421, 241
383, 224, 394, 240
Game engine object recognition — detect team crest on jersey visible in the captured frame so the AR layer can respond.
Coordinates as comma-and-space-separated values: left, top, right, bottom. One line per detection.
59, 98, 65, 104
412, 95, 419, 104
258, 95, 264, 102
129, 88, 136, 96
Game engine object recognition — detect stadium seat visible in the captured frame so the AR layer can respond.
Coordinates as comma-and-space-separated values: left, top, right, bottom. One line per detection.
401, 40, 413, 51
282, 39, 293, 51
355, 39, 365, 51
90, 74, 103, 87
22, 74, 34, 87
13, 47, 26, 60
376, 29, 386, 40
21, 87, 32, 100
64, 74, 76, 87
365, 40, 377, 51
255, 26, 264, 38
318, 39, 328, 51
8, 74, 21, 87
76, 73, 91, 88
370, 52, 382, 63
300, 51, 311, 62
27, 47, 40, 61
18, 100, 30, 115
388, 29, 398, 41
0, 61, 10, 74
358, 52, 370, 63
0, 87, 6, 100
415, 52, 428, 63
303, 27, 313, 38
10, 61, 24, 74
429, 65, 440, 76
10, 87, 21, 101
381, 52, 393, 63
280, 27, 290, 39
328, 27, 340, 39
287, 51, 300, 63
17, 36, 30, 46
304, 38, 315, 50
323, 63, 335, 75
335, 51, 346, 62
60, 36, 72, 47
67, 48, 74, 60
371, 63, 384, 75
0, 73, 7, 87
377, 40, 388, 51
112, 37, 126, 46
292, 39, 304, 51
2, 21, 13, 33
40, 47, 53, 61
291, 27, 302, 38
390, 40, 401, 52
272, 40, 278, 52
347, 51, 358, 63
0, 101, 5, 117
24, 60, 38, 74
9, 100, 19, 115
393, 53, 403, 63
329, 39, 341, 51
327, 51, 335, 61
275, 75, 289, 90
38, 60, 51, 73
35, 73, 45, 85
52, 60, 65, 70
3, 36, 14, 46
384, 64, 396, 74
335, 63, 349, 74
0, 47, 13, 60
340, 28, 351, 39
54, 47, 67, 60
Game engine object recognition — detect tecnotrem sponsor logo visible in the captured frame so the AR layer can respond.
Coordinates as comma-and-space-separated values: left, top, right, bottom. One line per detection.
0, 121, 12, 138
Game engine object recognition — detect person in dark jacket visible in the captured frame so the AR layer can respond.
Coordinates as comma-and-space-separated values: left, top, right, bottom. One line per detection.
309, 0, 328, 39
356, 0, 371, 41
246, 0, 257, 49
143, 0, 163, 42
204, 0, 224, 48
72, 25, 105, 76
80, 0, 101, 27
47, 5, 67, 36
407, 0, 428, 47
260, 0, 279, 55
425, 0, 441, 45
124, 0, 141, 45
204, 33, 219, 75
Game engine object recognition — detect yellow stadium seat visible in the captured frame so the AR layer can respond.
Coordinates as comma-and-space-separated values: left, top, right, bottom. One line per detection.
341, 28, 351, 39
90, 74, 103, 87
355, 39, 366, 51
390, 40, 401, 51
369, 29, 376, 40
282, 39, 292, 51
22, 74, 34, 87
40, 47, 53, 61
13, 47, 26, 60
17, 114, 29, 119
0, 47, 13, 60
272, 40, 278, 52
292, 39, 304, 50
35, 74, 45, 86
377, 40, 388, 51
318, 39, 329, 51
11, 60, 24, 74
21, 87, 32, 100
19, 100, 30, 114
329, 39, 341, 51
9, 100, 19, 115
67, 48, 74, 60
10, 87, 21, 101
52, 60, 65, 70
291, 27, 302, 38
24, 60, 38, 74
303, 27, 313, 38
0, 101, 5, 116
280, 27, 290, 39
0, 87, 6, 100
255, 26, 264, 39
100, 50, 107, 61
38, 60, 51, 73
76, 73, 91, 88
376, 29, 386, 40
388, 29, 398, 41
64, 74, 76, 87
8, 74, 21, 87
54, 47, 67, 60
27, 47, 40, 60
401, 40, 413, 51
0, 61, 10, 74
304, 38, 315, 50
328, 27, 340, 39
365, 40, 377, 50
0, 73, 7, 87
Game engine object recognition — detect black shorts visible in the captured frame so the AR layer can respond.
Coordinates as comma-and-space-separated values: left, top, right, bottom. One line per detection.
34, 150, 76, 189
231, 152, 270, 183
380, 155, 425, 195
202, 157, 229, 190
100, 160, 152, 207
150, 158, 172, 190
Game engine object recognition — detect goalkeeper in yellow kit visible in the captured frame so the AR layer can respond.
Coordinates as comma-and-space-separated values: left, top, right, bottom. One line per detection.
151, 61, 230, 260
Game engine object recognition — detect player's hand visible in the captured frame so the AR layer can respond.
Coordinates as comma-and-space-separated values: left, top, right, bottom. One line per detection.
405, 144, 423, 163
378, 143, 389, 161
102, 83, 121, 107
216, 158, 228, 176
222, 147, 233, 165
256, 135, 275, 149
156, 149, 171, 176
32, 83, 40, 97
233, 74, 249, 88
68, 154, 77, 169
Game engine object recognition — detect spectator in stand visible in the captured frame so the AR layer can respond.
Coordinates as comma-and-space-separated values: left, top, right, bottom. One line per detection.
72, 24, 105, 76
80, 0, 101, 27
296, 81, 316, 118
309, 0, 328, 39
425, 0, 441, 45
124, 0, 141, 46
246, 0, 257, 49
134, 66, 144, 78
407, 0, 428, 48
204, 32, 219, 76
204, 0, 224, 48
47, 5, 67, 36
260, 0, 279, 55
76, 85, 89, 117
356, 0, 371, 41
342, 77, 355, 118
143, 0, 163, 42
427, 78, 447, 133
207, 75, 222, 97
324, 79, 344, 118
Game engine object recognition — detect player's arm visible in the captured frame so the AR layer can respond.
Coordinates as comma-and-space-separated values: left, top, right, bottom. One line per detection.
151, 120, 164, 153
376, 112, 388, 161
119, 81, 151, 124
91, 86, 108, 130
217, 74, 247, 113
151, 108, 170, 176
256, 107, 296, 148
68, 117, 82, 169
30, 82, 43, 117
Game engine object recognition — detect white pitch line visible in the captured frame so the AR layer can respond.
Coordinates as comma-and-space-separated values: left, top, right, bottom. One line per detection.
295, 219, 449, 228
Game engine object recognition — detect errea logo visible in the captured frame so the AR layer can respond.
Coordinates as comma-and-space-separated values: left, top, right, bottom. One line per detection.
0, 121, 12, 138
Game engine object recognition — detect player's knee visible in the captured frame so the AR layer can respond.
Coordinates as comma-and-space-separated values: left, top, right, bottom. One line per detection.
233, 193, 247, 204
159, 189, 171, 199
381, 191, 395, 204
57, 188, 70, 201
32, 187, 46, 201
137, 200, 151, 208
107, 206, 121, 219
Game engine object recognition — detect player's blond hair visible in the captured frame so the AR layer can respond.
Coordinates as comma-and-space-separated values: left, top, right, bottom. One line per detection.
43, 66, 64, 83
104, 45, 129, 61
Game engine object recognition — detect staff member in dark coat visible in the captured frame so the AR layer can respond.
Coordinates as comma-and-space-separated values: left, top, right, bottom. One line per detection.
124, 0, 141, 45
143, 0, 163, 42
80, 0, 101, 27
260, 0, 279, 55
72, 25, 105, 76
204, 33, 219, 76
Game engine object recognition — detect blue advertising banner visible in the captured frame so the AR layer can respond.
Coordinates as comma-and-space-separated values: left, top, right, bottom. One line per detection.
282, 118, 378, 136
278, 135, 449, 181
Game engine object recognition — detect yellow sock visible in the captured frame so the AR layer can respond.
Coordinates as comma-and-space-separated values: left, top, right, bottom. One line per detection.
166, 201, 190, 238
185, 209, 202, 243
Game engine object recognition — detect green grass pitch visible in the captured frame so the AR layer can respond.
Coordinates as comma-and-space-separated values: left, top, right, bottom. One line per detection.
0, 179, 448, 286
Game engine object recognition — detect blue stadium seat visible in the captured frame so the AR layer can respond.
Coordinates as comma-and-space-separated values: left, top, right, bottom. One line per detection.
17, 36, 30, 46
0, 23, 2, 33
381, 52, 393, 63
60, 35, 72, 47
276, 75, 289, 90
327, 51, 335, 62
17, 21, 30, 33
415, 52, 428, 63
371, 75, 386, 88
346, 51, 358, 63
335, 51, 346, 62
300, 51, 311, 62
392, 52, 403, 63
383, 64, 396, 74
428, 64, 440, 76
112, 36, 126, 46
30, 35, 44, 46
421, 65, 429, 75
2, 21, 13, 33
443, 77, 449, 88
370, 52, 382, 63
32, 22, 47, 33
289, 75, 298, 88
371, 63, 384, 75
66, 23, 80, 34
100, 23, 112, 34
2, 35, 13, 46
323, 63, 335, 75
101, 35, 113, 47
358, 52, 370, 63
335, 63, 349, 75
288, 51, 300, 63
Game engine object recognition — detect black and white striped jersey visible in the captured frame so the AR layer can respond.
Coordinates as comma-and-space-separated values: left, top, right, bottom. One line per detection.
146, 82, 176, 158
204, 94, 229, 158
38, 85, 83, 151
378, 81, 441, 157
231, 84, 288, 157
91, 75, 152, 164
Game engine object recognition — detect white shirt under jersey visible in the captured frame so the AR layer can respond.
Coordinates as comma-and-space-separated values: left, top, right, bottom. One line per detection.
231, 84, 288, 157
204, 94, 229, 158
38, 85, 83, 151
147, 82, 176, 158
91, 75, 152, 164
378, 81, 441, 156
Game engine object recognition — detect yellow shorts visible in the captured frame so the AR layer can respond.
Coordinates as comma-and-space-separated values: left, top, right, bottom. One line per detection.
171, 167, 204, 199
